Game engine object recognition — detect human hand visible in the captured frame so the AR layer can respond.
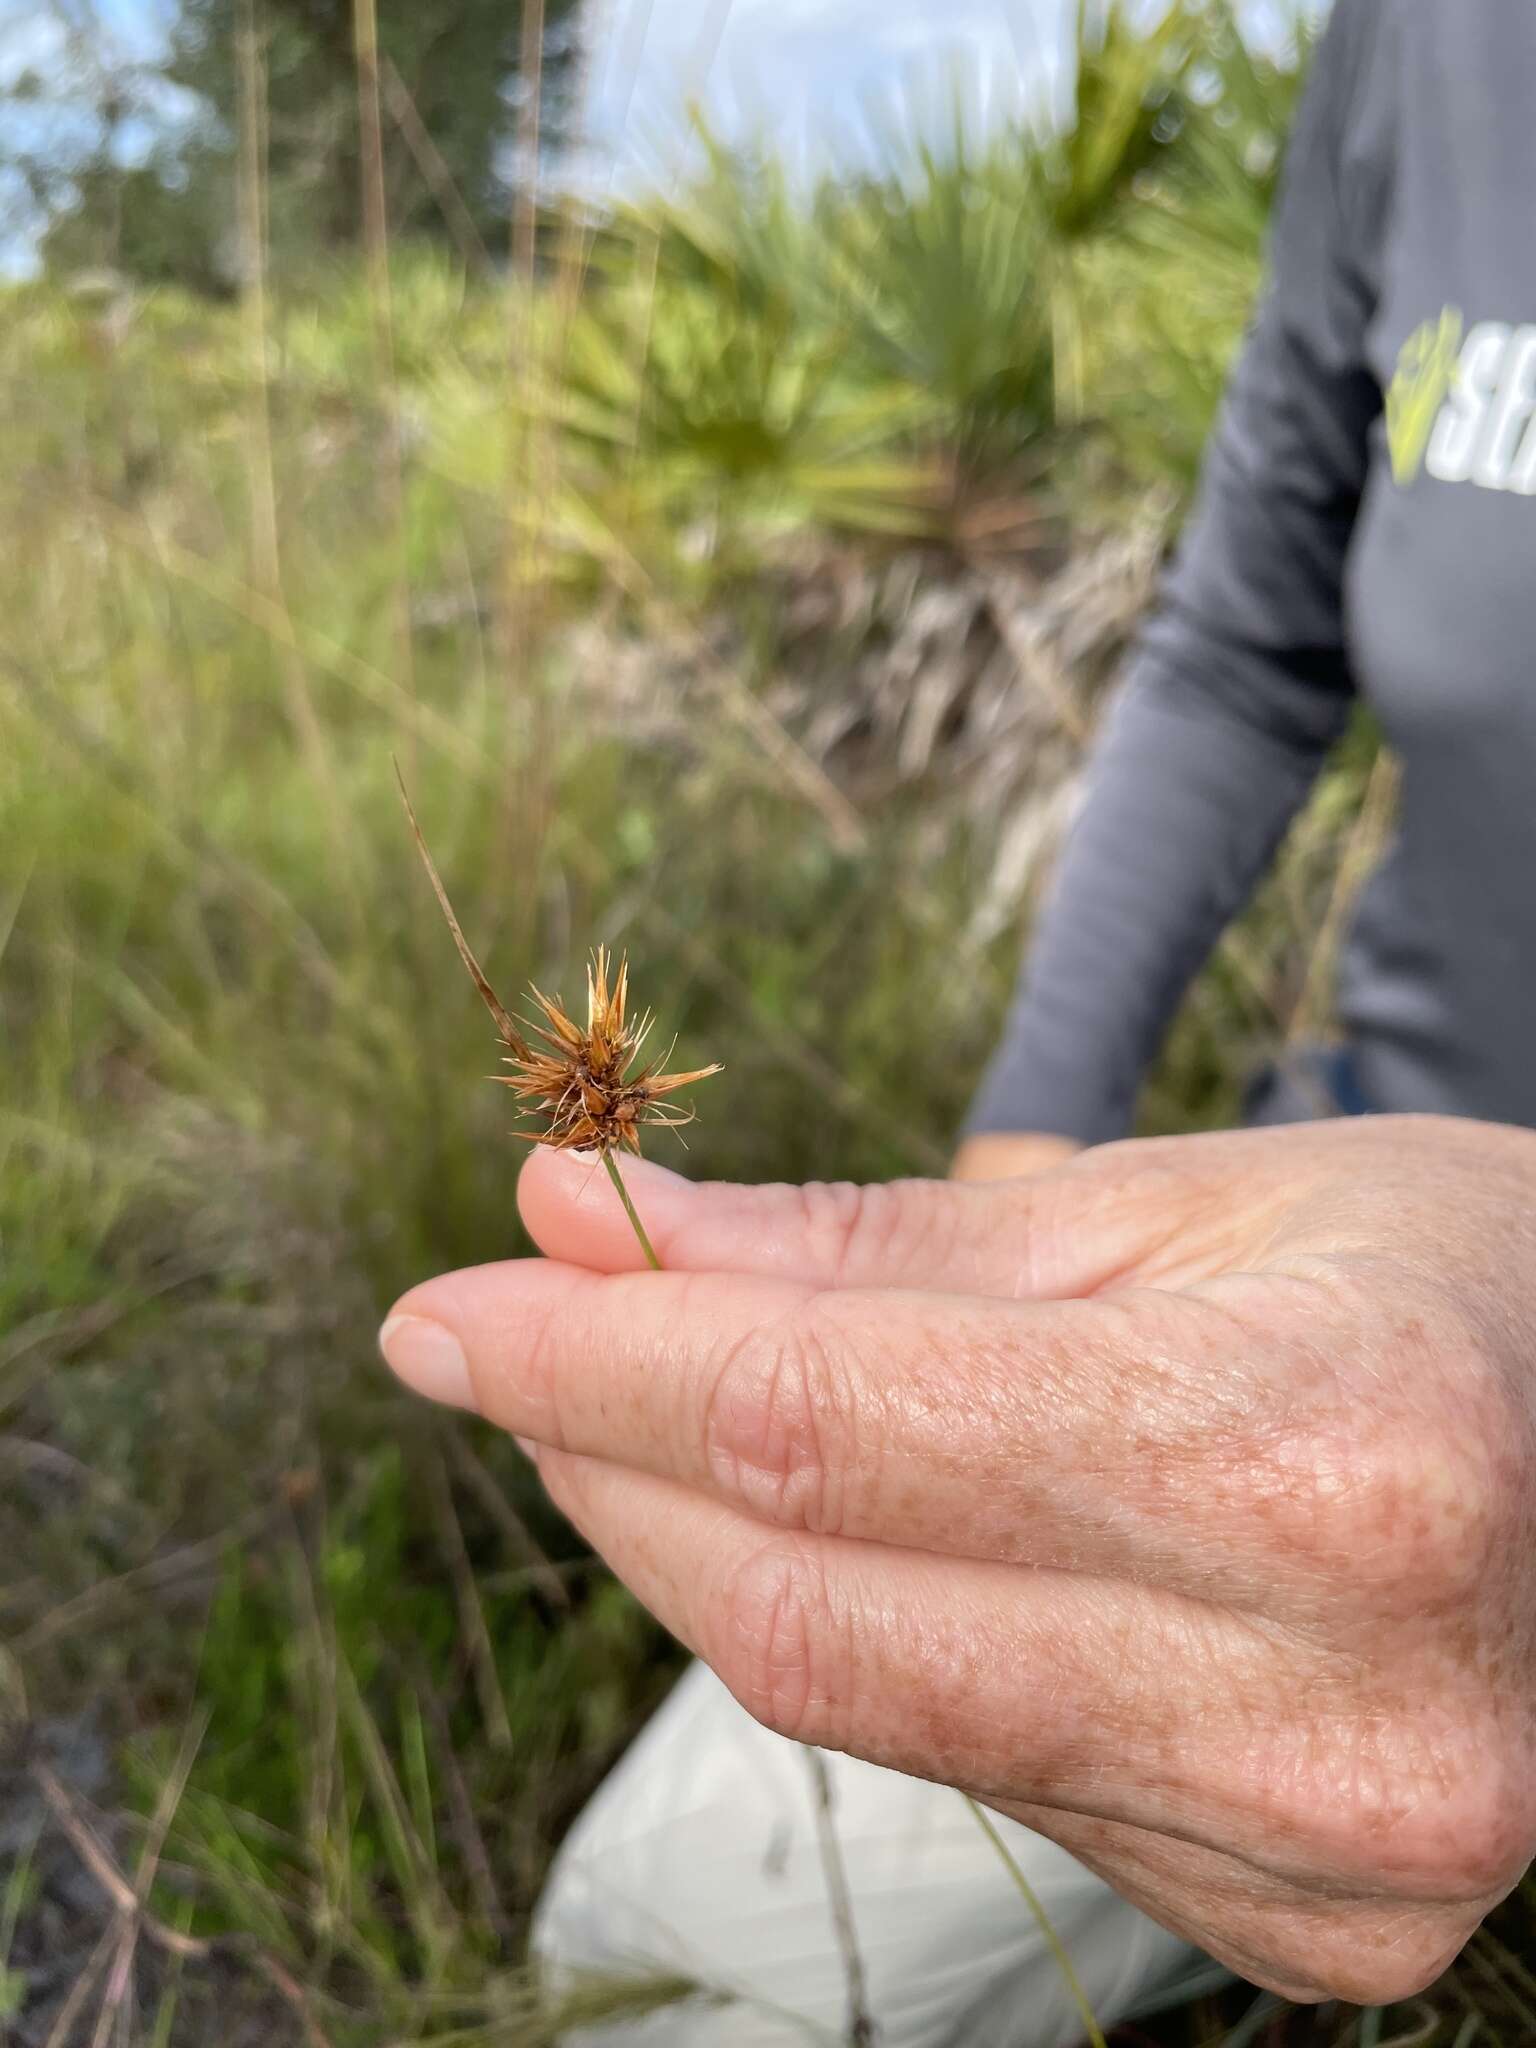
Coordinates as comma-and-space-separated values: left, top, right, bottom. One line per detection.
949, 1130, 1083, 1182
379, 1116, 1536, 2002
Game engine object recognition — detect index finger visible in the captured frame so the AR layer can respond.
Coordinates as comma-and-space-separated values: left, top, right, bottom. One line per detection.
379, 1252, 1340, 1613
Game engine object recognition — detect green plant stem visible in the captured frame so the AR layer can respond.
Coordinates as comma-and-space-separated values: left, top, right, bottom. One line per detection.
603, 1150, 661, 1270
963, 1795, 1107, 2048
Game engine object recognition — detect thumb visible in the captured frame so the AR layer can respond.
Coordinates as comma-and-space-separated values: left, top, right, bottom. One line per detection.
514, 1138, 1237, 1300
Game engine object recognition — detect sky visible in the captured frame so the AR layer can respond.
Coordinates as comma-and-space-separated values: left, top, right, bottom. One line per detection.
0, 0, 190, 272
1, 0, 1067, 269
1, 0, 1074, 271
577, 0, 1069, 193
0, 0, 176, 86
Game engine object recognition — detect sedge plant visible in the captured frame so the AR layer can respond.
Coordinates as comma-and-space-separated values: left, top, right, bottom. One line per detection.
397, 767, 719, 1265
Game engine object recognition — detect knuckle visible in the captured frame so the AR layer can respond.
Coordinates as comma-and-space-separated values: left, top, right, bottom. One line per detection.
1253, 1379, 1521, 1608
1389, 1729, 1536, 1900
793, 1177, 932, 1287
792, 1179, 872, 1283
712, 1536, 844, 1748
516, 1270, 590, 1449
1297, 1914, 1472, 2006
1427, 1814, 1533, 1903
702, 1304, 855, 1535
1245, 1418, 1419, 1583
1276, 1704, 1534, 1906
1334, 1424, 1460, 1589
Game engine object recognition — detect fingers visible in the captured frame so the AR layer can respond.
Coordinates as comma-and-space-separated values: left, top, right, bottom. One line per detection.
532, 1447, 1493, 2004
380, 1251, 1345, 1605
527, 1445, 1320, 1861
515, 1132, 1298, 1304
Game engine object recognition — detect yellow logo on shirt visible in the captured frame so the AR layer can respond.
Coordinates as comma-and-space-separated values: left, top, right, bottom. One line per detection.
1390, 306, 1536, 494
1386, 308, 1462, 484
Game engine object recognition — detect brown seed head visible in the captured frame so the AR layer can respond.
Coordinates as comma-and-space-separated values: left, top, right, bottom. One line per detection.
397, 768, 721, 1154
503, 945, 722, 1154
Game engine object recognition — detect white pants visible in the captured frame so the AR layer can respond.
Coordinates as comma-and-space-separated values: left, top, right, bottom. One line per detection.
534, 1662, 1223, 2045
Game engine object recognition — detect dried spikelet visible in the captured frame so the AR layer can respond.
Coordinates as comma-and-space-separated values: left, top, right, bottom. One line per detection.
396, 768, 721, 1157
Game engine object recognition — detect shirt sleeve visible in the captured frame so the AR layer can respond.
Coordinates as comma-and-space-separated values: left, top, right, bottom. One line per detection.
965, 0, 1387, 1146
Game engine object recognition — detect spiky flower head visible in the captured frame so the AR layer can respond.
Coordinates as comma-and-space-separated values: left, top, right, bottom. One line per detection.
506, 945, 721, 1154
398, 771, 720, 1155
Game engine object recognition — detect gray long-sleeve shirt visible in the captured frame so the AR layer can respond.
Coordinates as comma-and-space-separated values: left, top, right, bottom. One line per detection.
969, 0, 1536, 1144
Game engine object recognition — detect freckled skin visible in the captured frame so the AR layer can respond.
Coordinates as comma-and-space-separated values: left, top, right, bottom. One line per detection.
387, 1115, 1536, 2006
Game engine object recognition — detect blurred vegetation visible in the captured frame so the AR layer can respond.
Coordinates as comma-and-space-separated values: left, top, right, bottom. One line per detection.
5, 0, 580, 292
4, 2, 1531, 2043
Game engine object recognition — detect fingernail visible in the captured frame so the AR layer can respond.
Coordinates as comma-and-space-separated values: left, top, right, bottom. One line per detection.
556, 1148, 686, 1194
379, 1314, 475, 1412
514, 1435, 540, 1464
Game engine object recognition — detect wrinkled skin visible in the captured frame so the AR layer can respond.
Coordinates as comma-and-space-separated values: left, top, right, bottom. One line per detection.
380, 1117, 1536, 2003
